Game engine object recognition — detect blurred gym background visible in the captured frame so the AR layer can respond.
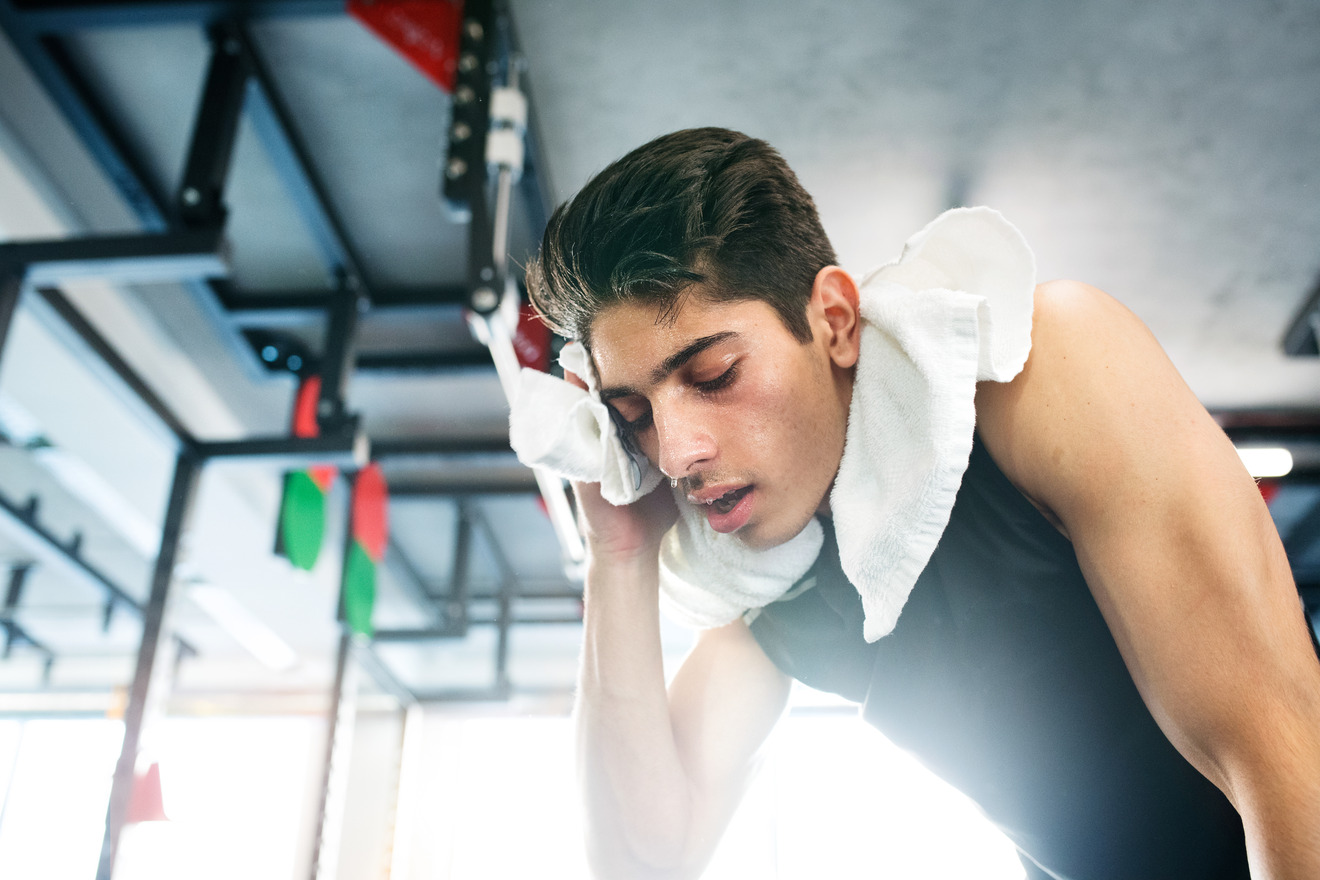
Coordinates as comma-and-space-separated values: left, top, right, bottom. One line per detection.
0, 1, 1318, 877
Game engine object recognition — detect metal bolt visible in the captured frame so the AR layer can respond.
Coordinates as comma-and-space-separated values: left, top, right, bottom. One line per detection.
318, 400, 335, 415
479, 266, 494, 282
446, 158, 468, 179
465, 20, 484, 41
470, 286, 498, 312
451, 121, 471, 142
181, 187, 202, 206
459, 53, 478, 73
454, 84, 476, 105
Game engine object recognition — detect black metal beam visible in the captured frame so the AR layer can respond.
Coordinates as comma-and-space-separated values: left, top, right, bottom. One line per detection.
176, 24, 251, 228
442, 0, 495, 218
442, 0, 502, 315
0, 227, 228, 286
195, 433, 368, 469
5, 1, 345, 31
1222, 423, 1320, 443
354, 349, 493, 373
0, 268, 21, 367
316, 274, 365, 434
372, 437, 514, 458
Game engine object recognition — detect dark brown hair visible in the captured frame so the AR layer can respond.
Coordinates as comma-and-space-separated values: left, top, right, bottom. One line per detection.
526, 128, 837, 348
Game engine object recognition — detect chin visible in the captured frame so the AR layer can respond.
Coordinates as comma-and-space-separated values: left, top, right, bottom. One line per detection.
737, 513, 816, 552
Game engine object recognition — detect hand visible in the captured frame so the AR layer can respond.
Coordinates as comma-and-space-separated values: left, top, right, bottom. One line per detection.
573, 476, 678, 563
563, 367, 678, 563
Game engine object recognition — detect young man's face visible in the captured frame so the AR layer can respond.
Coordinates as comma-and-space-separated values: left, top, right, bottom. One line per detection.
591, 286, 854, 550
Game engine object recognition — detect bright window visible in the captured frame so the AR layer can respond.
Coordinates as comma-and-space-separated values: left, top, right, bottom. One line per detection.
412, 709, 1024, 879
0, 717, 315, 880
0, 719, 123, 879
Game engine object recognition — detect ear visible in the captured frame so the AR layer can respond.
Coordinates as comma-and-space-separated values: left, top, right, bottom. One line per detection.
810, 266, 861, 369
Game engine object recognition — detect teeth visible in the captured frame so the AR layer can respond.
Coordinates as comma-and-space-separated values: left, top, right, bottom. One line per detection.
695, 487, 747, 510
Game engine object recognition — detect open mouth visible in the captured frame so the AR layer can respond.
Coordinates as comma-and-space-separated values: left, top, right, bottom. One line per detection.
704, 486, 752, 515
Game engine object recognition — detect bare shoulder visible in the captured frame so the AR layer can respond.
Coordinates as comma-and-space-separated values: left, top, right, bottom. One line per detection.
974, 279, 1241, 533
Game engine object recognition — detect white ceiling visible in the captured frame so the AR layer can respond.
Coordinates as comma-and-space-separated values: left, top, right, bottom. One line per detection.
1, 0, 1319, 706
513, 0, 1320, 411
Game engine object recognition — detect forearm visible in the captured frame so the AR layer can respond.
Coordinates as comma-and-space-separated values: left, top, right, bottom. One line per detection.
575, 554, 696, 878
1230, 699, 1320, 879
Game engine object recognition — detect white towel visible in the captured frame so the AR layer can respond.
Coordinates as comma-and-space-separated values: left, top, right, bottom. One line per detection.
839, 206, 1035, 640
509, 341, 664, 505
509, 206, 1036, 641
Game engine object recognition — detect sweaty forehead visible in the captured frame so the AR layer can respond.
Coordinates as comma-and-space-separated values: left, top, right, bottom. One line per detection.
590, 297, 787, 395
588, 302, 690, 388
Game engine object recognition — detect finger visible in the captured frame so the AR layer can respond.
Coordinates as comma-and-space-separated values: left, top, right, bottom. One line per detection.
571, 478, 604, 506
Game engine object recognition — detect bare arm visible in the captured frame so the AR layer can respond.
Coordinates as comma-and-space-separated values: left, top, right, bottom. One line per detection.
573, 478, 790, 879
977, 280, 1320, 878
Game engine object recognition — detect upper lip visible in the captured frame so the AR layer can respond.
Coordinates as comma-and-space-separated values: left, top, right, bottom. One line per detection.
686, 483, 749, 505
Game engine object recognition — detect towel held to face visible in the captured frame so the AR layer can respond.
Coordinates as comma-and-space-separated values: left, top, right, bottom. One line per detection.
508, 206, 1036, 642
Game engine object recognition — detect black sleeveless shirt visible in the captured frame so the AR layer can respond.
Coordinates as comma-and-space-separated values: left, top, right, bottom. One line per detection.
749, 435, 1250, 880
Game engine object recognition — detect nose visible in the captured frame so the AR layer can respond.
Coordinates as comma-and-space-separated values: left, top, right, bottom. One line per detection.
653, 398, 717, 481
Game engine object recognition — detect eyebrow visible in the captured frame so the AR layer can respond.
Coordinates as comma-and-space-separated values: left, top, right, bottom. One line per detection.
599, 331, 739, 401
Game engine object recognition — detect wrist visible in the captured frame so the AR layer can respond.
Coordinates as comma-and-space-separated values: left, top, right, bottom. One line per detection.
586, 546, 661, 583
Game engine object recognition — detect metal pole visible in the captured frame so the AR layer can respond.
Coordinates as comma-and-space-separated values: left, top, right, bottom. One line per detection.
308, 629, 358, 880
0, 269, 23, 368
96, 450, 201, 880
489, 59, 520, 276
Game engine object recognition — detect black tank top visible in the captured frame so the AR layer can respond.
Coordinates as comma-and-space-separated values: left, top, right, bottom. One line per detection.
749, 435, 1250, 880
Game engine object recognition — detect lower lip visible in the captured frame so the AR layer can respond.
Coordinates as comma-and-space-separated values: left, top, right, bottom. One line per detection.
706, 488, 754, 534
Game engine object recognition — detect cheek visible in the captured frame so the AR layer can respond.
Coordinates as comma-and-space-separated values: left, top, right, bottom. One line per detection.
728, 373, 819, 470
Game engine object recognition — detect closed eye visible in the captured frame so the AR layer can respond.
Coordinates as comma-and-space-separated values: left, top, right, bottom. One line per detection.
608, 404, 652, 439
695, 363, 738, 394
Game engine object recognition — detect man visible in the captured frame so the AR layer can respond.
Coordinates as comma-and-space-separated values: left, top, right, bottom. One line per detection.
520, 128, 1320, 879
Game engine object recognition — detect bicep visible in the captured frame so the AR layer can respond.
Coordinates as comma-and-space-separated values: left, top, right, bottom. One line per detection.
977, 281, 1319, 795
